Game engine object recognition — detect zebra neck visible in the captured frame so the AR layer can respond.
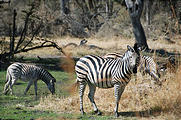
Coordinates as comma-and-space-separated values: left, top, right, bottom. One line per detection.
112, 59, 132, 78
39, 69, 50, 85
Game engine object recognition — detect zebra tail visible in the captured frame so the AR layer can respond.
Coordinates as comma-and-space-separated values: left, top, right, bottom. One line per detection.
150, 72, 162, 86
5, 70, 11, 83
67, 82, 79, 95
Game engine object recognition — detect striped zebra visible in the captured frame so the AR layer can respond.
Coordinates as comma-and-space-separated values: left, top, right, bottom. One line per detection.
104, 52, 161, 85
75, 44, 140, 117
3, 62, 56, 96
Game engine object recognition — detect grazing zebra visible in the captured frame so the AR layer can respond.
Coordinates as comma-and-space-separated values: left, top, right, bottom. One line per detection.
3, 62, 56, 96
103, 52, 161, 85
75, 44, 140, 117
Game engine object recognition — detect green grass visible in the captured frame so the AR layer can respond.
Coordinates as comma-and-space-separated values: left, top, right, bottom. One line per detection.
0, 68, 141, 120
0, 70, 70, 120
0, 70, 118, 120
0, 106, 58, 120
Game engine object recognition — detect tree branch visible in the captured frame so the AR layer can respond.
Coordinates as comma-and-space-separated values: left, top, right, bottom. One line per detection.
0, 39, 64, 61
14, 4, 34, 52
22, 21, 43, 50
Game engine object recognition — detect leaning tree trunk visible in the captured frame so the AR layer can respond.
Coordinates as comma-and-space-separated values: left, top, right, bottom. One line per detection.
125, 0, 149, 50
176, 0, 181, 33
145, 0, 151, 26
61, 0, 66, 14
61, 0, 70, 14
10, 9, 17, 60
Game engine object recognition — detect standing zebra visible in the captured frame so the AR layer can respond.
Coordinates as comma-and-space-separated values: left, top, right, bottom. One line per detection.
103, 52, 161, 85
75, 44, 140, 117
3, 62, 56, 96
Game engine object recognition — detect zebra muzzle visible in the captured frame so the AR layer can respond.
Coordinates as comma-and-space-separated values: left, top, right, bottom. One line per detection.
133, 66, 138, 74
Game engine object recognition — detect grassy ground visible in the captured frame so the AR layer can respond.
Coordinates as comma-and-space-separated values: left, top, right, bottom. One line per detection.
0, 70, 117, 120
1, 63, 180, 120
1, 36, 181, 120
0, 71, 71, 120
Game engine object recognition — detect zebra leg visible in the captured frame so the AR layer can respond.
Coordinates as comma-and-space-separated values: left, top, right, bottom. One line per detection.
3, 80, 11, 95
79, 81, 87, 115
114, 84, 125, 117
134, 73, 137, 84
88, 84, 101, 115
150, 72, 162, 86
3, 72, 11, 95
24, 81, 33, 95
34, 81, 38, 97
9, 78, 16, 95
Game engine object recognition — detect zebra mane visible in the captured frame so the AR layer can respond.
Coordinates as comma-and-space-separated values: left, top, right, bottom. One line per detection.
133, 43, 140, 55
122, 44, 140, 59
122, 50, 131, 59
39, 68, 55, 83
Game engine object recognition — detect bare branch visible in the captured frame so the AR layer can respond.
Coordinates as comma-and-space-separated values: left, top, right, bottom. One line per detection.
15, 40, 63, 55
22, 21, 43, 50
14, 4, 34, 53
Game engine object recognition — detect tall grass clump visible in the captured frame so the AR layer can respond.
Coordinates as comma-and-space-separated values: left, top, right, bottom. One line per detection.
143, 56, 181, 117
33, 55, 181, 118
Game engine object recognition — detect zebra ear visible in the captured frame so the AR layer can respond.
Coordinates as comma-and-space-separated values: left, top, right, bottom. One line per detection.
133, 43, 140, 55
50, 79, 56, 83
51, 79, 55, 83
127, 45, 135, 52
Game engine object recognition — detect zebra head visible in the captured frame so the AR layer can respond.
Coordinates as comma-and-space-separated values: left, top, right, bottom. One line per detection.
47, 78, 56, 94
124, 44, 140, 74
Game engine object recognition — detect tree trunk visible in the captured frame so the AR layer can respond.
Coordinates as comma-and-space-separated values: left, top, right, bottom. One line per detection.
61, 0, 65, 14
106, 0, 113, 18
88, 0, 94, 11
145, 0, 150, 25
176, 0, 181, 33
82, 0, 89, 13
106, 0, 109, 17
109, 0, 113, 14
61, 0, 70, 14
10, 9, 17, 60
125, 0, 149, 50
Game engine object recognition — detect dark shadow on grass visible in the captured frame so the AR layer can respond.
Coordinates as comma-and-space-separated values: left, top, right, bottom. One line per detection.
118, 109, 161, 117
0, 56, 79, 71
14, 82, 24, 85
146, 48, 180, 57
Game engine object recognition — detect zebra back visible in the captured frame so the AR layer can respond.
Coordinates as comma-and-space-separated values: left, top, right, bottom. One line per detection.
7, 62, 56, 86
75, 45, 140, 88
139, 56, 160, 80
103, 53, 123, 59
104, 52, 160, 81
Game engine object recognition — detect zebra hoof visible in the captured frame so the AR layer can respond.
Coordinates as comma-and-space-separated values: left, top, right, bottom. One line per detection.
94, 110, 102, 115
3, 90, 7, 95
158, 81, 162, 86
80, 110, 86, 115
115, 112, 119, 118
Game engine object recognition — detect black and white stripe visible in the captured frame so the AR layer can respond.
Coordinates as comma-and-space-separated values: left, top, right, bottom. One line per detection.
75, 45, 140, 117
3, 62, 56, 96
104, 52, 161, 84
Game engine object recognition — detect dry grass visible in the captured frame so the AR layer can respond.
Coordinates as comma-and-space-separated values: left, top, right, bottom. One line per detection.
33, 65, 181, 119
56, 36, 136, 57
10, 34, 181, 58
30, 36, 181, 119
1, 34, 176, 119
15, 36, 131, 58
56, 36, 181, 60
